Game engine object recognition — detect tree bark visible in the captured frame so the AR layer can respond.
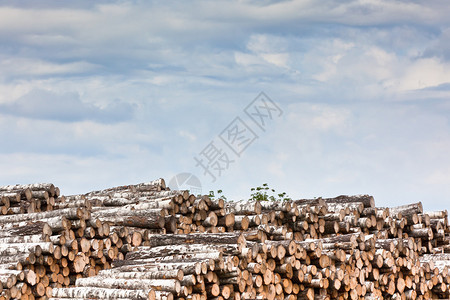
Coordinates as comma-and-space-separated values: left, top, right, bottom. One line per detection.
388, 202, 423, 218
97, 269, 183, 280
144, 233, 246, 248
225, 201, 262, 215
126, 244, 240, 260
322, 195, 375, 208
0, 221, 53, 238
75, 277, 181, 293
93, 215, 165, 229
51, 286, 149, 299
107, 260, 206, 276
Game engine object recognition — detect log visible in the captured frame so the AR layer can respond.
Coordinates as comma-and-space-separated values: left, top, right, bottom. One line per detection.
388, 202, 423, 218
0, 207, 87, 224
93, 215, 165, 229
126, 244, 240, 260
0, 217, 68, 233
91, 207, 165, 218
0, 234, 49, 244
323, 195, 375, 208
98, 269, 183, 280
259, 201, 291, 212
75, 277, 181, 294
145, 233, 246, 248
0, 192, 21, 203
52, 286, 149, 299
0, 185, 32, 200
0, 221, 52, 238
107, 261, 206, 275
225, 201, 262, 215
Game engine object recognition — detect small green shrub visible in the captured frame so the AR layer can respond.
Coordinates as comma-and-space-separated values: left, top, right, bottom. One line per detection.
208, 189, 227, 201
249, 183, 291, 202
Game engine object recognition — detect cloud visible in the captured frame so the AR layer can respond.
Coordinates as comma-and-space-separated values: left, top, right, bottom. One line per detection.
1, 0, 450, 215
395, 57, 450, 91
0, 1, 446, 80
0, 89, 135, 123
0, 57, 100, 78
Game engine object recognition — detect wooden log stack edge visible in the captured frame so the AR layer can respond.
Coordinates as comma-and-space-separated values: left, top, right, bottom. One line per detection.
0, 179, 449, 300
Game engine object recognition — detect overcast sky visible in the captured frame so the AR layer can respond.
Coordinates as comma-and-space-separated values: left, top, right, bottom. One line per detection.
1, 1, 450, 213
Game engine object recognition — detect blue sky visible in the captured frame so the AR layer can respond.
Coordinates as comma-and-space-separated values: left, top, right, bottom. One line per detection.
1, 0, 450, 213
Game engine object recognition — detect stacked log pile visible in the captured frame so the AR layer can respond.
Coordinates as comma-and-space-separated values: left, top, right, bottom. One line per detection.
1, 179, 449, 300
0, 184, 59, 215
0, 183, 96, 299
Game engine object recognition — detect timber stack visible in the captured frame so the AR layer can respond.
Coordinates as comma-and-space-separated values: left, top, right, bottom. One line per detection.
0, 179, 449, 299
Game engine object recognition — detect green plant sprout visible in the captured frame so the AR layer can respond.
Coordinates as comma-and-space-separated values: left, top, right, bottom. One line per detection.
249, 183, 291, 202
208, 189, 227, 201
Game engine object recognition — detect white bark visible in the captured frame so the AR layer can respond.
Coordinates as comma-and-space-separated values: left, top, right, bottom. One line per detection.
0, 242, 53, 256
125, 250, 223, 263
110, 190, 179, 200
52, 287, 149, 299
326, 202, 364, 214
145, 233, 246, 248
93, 214, 165, 229
91, 207, 166, 218
259, 201, 291, 212
0, 192, 21, 203
0, 252, 31, 265
128, 199, 174, 210
0, 217, 68, 233
322, 195, 375, 208
225, 200, 262, 215
91, 199, 173, 211
388, 202, 423, 217
76, 277, 181, 294
49, 299, 135, 300
134, 178, 167, 191
54, 199, 91, 210
0, 233, 48, 244
154, 291, 174, 300
31, 190, 49, 200
126, 244, 240, 260
97, 269, 183, 280
426, 210, 448, 219
0, 207, 86, 224
0, 183, 54, 192
105, 261, 206, 275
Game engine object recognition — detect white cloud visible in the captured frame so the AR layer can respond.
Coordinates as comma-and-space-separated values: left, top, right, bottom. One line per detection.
0, 89, 135, 123
0, 57, 99, 77
395, 58, 450, 91
179, 130, 197, 142
287, 103, 352, 134
1, 0, 450, 215
234, 52, 261, 67
260, 53, 289, 68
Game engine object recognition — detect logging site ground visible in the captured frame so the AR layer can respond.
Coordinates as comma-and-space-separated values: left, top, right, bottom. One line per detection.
0, 178, 449, 300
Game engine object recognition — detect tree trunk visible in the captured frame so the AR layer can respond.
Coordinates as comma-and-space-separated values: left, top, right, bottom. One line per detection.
0, 221, 52, 238
225, 201, 262, 215
51, 286, 149, 299
126, 244, 240, 260
97, 269, 183, 280
76, 277, 181, 294
93, 215, 165, 229
144, 233, 246, 248
322, 195, 375, 208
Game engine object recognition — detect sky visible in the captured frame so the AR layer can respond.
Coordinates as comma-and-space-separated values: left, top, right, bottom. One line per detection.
1, 0, 450, 213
